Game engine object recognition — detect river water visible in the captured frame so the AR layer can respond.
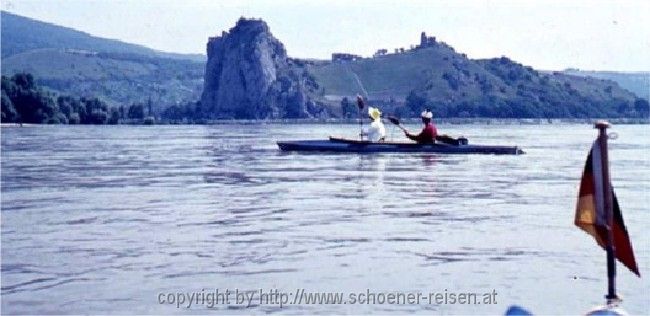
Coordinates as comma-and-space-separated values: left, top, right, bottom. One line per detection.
1, 123, 648, 314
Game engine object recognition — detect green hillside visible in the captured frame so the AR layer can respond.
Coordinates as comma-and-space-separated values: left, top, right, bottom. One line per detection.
559, 69, 649, 101
1, 49, 204, 110
306, 43, 646, 118
308, 44, 478, 100
1, 11, 204, 61
1, 11, 205, 110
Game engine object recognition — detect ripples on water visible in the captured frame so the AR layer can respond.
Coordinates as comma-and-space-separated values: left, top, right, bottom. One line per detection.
1, 124, 649, 314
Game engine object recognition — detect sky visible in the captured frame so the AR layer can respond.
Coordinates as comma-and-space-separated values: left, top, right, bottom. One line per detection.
2, 0, 649, 71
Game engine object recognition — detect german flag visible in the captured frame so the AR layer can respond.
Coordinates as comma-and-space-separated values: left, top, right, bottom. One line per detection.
575, 141, 640, 277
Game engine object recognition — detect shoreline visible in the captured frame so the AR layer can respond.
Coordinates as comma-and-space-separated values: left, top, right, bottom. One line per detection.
2, 117, 648, 127
193, 117, 650, 125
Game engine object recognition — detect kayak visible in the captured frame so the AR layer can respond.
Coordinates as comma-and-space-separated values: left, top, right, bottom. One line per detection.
277, 137, 524, 155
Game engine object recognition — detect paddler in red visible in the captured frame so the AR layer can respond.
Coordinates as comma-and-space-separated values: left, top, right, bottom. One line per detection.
404, 109, 437, 144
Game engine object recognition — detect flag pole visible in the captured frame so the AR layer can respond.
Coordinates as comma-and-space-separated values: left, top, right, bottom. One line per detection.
595, 120, 618, 303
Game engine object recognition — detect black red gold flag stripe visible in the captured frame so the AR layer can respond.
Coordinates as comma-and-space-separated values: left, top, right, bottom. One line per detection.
575, 141, 640, 277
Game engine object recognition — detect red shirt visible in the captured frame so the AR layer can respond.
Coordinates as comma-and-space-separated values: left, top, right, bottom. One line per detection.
407, 123, 437, 144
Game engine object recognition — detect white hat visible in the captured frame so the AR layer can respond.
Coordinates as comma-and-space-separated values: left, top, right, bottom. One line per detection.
421, 110, 433, 119
368, 107, 382, 120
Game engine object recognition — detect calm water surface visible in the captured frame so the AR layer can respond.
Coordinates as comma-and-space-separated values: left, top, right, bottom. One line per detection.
1, 124, 649, 314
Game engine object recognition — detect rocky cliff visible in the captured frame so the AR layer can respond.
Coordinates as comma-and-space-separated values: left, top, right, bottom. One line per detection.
201, 18, 324, 119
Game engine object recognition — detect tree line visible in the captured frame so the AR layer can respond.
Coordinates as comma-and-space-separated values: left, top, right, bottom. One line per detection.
4, 72, 648, 124
1, 73, 157, 124
341, 91, 650, 119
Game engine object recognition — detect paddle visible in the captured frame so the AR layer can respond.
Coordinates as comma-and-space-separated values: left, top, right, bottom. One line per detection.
356, 95, 365, 140
387, 116, 408, 132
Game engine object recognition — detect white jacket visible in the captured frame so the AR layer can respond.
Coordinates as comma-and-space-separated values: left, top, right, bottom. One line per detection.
366, 119, 386, 142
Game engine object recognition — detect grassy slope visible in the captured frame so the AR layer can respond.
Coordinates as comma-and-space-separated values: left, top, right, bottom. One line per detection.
2, 49, 153, 80
309, 46, 459, 99
307, 44, 640, 117
560, 70, 649, 101
310, 45, 521, 103
2, 49, 204, 109
552, 73, 634, 101
1, 11, 204, 61
1, 11, 206, 109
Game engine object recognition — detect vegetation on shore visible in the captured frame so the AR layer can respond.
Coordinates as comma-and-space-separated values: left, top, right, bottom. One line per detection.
1, 73, 157, 124
2, 71, 648, 125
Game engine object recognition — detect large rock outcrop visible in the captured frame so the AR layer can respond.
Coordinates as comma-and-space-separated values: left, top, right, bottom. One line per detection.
201, 18, 322, 119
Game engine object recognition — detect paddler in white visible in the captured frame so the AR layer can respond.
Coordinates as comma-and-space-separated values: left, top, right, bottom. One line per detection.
362, 107, 386, 142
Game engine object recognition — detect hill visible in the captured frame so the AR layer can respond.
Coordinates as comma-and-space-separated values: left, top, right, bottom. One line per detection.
304, 39, 646, 118
1, 11, 204, 61
2, 12, 647, 120
1, 11, 205, 111
559, 69, 649, 101
2, 49, 204, 109
307, 41, 480, 102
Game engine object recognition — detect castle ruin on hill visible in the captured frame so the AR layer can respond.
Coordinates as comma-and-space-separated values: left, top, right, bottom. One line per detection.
345, 31, 442, 61
418, 32, 437, 48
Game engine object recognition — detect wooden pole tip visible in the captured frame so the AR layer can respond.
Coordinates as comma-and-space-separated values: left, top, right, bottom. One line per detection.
595, 120, 610, 129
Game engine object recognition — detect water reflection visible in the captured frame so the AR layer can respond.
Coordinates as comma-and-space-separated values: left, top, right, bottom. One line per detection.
419, 154, 439, 167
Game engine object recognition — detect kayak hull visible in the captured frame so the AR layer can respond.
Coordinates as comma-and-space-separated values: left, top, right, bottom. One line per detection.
277, 139, 524, 155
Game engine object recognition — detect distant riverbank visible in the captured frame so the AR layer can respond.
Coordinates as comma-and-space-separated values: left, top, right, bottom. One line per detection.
128, 117, 650, 125
194, 117, 650, 125
2, 117, 648, 127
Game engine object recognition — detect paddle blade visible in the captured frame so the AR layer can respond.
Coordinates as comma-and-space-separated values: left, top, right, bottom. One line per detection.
387, 116, 401, 125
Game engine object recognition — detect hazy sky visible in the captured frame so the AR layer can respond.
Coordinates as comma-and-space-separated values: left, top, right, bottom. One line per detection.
2, 0, 649, 71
